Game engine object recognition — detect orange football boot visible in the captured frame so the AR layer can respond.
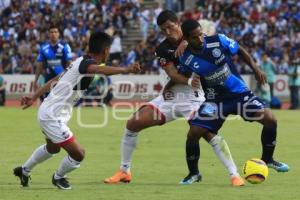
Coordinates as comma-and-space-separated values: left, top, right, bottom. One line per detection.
231, 176, 245, 186
104, 170, 132, 184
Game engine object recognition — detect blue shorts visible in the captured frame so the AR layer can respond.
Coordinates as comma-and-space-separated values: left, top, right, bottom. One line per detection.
189, 91, 265, 133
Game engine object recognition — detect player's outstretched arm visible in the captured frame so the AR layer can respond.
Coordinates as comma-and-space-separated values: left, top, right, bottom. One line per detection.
87, 63, 141, 75
238, 45, 267, 85
164, 63, 200, 88
33, 62, 43, 91
21, 76, 59, 109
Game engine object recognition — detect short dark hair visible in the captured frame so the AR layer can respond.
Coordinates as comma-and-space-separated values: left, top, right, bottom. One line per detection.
89, 31, 112, 54
49, 23, 59, 31
181, 19, 201, 37
157, 10, 178, 26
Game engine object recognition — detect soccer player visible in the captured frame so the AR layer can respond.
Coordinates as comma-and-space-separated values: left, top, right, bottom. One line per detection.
34, 24, 73, 100
14, 31, 141, 190
104, 10, 244, 186
177, 19, 289, 173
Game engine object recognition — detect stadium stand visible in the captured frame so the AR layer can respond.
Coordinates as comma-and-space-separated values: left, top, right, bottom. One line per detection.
0, 0, 299, 108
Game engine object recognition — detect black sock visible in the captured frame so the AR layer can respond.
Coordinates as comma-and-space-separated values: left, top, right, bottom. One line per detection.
185, 137, 200, 175
261, 124, 277, 163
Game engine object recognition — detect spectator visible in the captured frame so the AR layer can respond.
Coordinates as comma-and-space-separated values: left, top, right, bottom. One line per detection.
260, 53, 277, 97
138, 6, 150, 41
153, 2, 162, 31
109, 31, 122, 64
0, 0, 10, 12
0, 74, 5, 106
288, 53, 300, 109
124, 44, 138, 67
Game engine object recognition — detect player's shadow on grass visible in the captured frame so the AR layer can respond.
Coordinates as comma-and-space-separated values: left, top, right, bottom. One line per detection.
0, 181, 61, 191
96, 181, 232, 188
132, 182, 231, 188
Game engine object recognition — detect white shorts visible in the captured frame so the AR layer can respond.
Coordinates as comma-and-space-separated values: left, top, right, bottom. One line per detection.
146, 95, 203, 124
38, 108, 74, 146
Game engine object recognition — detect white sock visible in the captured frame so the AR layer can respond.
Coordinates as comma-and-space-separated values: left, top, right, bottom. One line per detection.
54, 155, 81, 179
120, 128, 138, 173
209, 135, 239, 177
22, 144, 53, 176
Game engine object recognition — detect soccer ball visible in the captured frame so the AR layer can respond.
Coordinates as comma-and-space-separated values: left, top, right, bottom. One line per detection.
242, 158, 269, 184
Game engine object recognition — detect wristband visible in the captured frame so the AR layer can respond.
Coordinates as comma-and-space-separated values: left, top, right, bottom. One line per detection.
188, 78, 193, 86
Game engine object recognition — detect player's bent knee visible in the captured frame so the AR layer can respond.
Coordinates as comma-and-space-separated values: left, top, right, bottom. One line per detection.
69, 148, 85, 162
77, 148, 85, 161
126, 118, 144, 132
49, 148, 61, 154
265, 117, 277, 127
46, 144, 61, 154
263, 111, 277, 127
126, 118, 135, 129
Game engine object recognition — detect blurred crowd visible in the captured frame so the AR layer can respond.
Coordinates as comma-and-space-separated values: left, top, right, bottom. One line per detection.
0, 0, 299, 108
0, 0, 300, 74
0, 0, 147, 74
0, 0, 299, 74
182, 0, 300, 76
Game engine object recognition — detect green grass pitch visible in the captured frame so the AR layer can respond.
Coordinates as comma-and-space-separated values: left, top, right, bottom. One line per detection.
0, 107, 299, 200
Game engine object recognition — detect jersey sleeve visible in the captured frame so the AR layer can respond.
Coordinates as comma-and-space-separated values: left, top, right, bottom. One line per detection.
37, 48, 45, 62
63, 43, 73, 61
78, 58, 98, 74
178, 54, 191, 73
155, 44, 176, 68
218, 34, 239, 56
178, 64, 191, 74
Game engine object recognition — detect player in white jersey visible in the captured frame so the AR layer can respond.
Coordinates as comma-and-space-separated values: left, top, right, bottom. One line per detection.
14, 32, 141, 190
104, 10, 244, 186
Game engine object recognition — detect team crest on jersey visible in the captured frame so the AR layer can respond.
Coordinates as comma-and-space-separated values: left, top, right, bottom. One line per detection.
57, 47, 63, 53
212, 48, 221, 58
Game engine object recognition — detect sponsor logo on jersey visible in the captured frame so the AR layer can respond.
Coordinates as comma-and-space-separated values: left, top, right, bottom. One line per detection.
204, 64, 231, 86
47, 59, 62, 66
184, 55, 194, 66
206, 42, 220, 48
215, 54, 225, 65
56, 52, 63, 57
